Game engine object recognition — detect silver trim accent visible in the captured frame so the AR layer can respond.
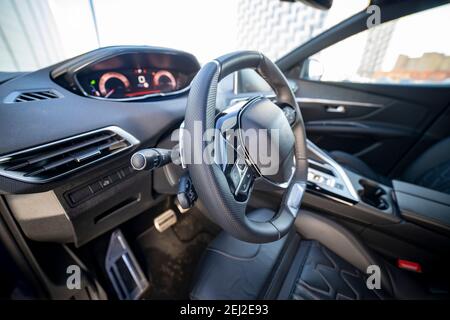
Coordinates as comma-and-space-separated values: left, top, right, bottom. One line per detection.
0, 126, 140, 183
307, 139, 359, 202
212, 59, 222, 76
105, 230, 149, 300
154, 209, 177, 232
296, 97, 382, 108
130, 152, 146, 171
234, 164, 249, 196
233, 71, 239, 95
236, 97, 295, 189
286, 182, 306, 217
325, 105, 346, 113
230, 96, 382, 109
179, 121, 187, 169
5, 191, 75, 243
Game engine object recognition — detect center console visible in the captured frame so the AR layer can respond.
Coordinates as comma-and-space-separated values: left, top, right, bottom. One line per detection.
304, 140, 399, 225
302, 140, 450, 271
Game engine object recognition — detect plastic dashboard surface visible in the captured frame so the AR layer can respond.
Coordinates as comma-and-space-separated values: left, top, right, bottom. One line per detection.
0, 46, 200, 193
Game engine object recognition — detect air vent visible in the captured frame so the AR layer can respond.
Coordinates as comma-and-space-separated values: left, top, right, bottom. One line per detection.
0, 127, 139, 183
4, 89, 62, 103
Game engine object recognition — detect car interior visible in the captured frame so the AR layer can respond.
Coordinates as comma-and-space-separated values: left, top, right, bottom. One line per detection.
0, 0, 449, 300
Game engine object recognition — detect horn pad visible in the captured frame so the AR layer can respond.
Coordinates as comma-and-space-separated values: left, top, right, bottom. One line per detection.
239, 98, 295, 184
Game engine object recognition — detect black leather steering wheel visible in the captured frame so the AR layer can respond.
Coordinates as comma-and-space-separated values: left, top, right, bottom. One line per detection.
184, 51, 308, 243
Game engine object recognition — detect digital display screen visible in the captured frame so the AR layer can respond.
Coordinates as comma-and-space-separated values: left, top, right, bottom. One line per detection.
78, 68, 183, 99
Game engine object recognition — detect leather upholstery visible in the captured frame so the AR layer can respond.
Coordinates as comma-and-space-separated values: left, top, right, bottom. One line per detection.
280, 241, 388, 300
294, 211, 393, 294
329, 150, 391, 186
191, 209, 431, 300
190, 209, 291, 300
329, 137, 450, 193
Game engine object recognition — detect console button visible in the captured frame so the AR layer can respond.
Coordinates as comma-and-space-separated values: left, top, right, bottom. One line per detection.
69, 187, 92, 204
89, 182, 102, 193
99, 176, 112, 188
121, 166, 134, 177
109, 172, 121, 183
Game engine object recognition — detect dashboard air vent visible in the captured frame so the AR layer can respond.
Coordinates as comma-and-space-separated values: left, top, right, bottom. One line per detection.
13, 90, 61, 103
0, 127, 139, 183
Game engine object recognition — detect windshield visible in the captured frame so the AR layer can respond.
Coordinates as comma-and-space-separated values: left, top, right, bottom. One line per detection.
0, 0, 367, 72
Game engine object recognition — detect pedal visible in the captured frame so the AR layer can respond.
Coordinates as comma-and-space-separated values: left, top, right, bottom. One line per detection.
154, 209, 177, 232
105, 230, 149, 300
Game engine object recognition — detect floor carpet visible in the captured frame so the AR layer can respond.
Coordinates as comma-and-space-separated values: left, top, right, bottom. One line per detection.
135, 208, 219, 299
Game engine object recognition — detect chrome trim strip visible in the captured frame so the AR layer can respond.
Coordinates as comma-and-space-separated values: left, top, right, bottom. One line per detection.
296, 97, 382, 108
179, 121, 187, 169
236, 97, 295, 189
286, 182, 306, 217
234, 165, 249, 196
229, 96, 382, 109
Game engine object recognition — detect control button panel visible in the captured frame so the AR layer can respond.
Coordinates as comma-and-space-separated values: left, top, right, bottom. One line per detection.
308, 170, 336, 189
306, 159, 356, 203
66, 165, 135, 207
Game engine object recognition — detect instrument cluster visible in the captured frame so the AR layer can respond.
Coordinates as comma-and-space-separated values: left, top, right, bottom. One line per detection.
53, 47, 201, 101
78, 68, 184, 99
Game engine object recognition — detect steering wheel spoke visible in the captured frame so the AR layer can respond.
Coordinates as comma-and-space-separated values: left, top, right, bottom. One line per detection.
226, 158, 255, 200
214, 99, 259, 201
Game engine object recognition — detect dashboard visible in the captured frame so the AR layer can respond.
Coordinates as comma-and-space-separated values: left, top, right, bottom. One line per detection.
53, 46, 200, 101
0, 45, 272, 246
0, 46, 204, 246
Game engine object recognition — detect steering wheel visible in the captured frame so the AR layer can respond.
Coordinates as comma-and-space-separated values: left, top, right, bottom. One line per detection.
183, 51, 308, 243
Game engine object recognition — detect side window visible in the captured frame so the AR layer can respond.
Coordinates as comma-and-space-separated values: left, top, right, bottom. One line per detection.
301, 4, 450, 85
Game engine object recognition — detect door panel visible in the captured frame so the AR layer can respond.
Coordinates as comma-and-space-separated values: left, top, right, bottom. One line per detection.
290, 79, 450, 175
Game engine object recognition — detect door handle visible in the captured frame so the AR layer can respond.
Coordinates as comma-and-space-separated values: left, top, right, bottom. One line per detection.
325, 105, 346, 113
